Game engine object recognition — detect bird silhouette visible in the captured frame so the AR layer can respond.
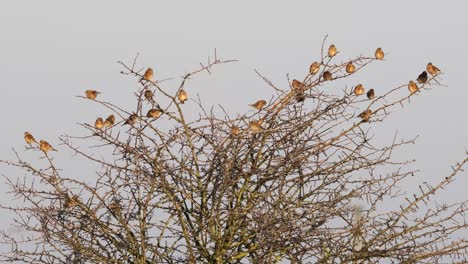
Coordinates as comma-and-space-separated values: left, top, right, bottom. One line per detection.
144, 90, 154, 101
309, 62, 320, 74
408, 81, 418, 94
85, 90, 100, 100
249, 121, 263, 132
358, 109, 372, 122
39, 140, 57, 152
322, 71, 332, 81
147, 109, 163, 118
94, 117, 104, 130
346, 62, 356, 74
417, 71, 428, 84
124, 114, 138, 126
104, 115, 115, 128
328, 44, 338, 57
292, 79, 305, 90
142, 67, 154, 81
24, 132, 37, 145
354, 84, 365, 96
178, 90, 188, 104
250, 100, 267, 110
375, 48, 384, 60
426, 63, 440, 76
367, 89, 375, 99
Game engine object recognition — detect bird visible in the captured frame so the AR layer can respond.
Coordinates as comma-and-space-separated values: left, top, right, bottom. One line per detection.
147, 109, 163, 118
367, 89, 375, 99
375, 48, 384, 60
328, 44, 338, 57
357, 109, 372, 122
417, 71, 428, 84
85, 90, 100, 100
309, 62, 320, 74
292, 79, 305, 90
249, 121, 263, 132
295, 91, 305, 102
250, 100, 267, 110
142, 67, 154, 81
322, 71, 332, 81
346, 62, 356, 74
144, 89, 154, 101
178, 90, 188, 104
39, 140, 57, 152
124, 114, 138, 126
104, 114, 115, 128
408, 81, 418, 94
24, 132, 37, 145
94, 117, 104, 130
231, 125, 241, 136
426, 63, 440, 76
354, 84, 365, 96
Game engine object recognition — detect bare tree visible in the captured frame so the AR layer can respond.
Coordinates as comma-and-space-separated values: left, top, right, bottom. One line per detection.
1, 39, 467, 264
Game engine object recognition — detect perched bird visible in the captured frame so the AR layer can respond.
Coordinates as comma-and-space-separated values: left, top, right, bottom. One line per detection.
354, 84, 365, 96
408, 81, 418, 94
426, 63, 440, 76
231, 125, 241, 136
367, 89, 375, 99
94, 117, 104, 130
328, 44, 338, 57
322, 71, 332, 81
85, 90, 100, 100
124, 114, 138, 126
295, 91, 305, 102
147, 109, 163, 118
142, 67, 154, 81
375, 48, 384, 60
346, 62, 356, 74
250, 100, 267, 110
309, 62, 320, 74
417, 71, 428, 84
144, 89, 154, 101
357, 109, 372, 122
104, 114, 115, 128
24, 132, 37, 145
249, 120, 263, 132
292, 79, 305, 90
39, 140, 57, 152
178, 90, 188, 104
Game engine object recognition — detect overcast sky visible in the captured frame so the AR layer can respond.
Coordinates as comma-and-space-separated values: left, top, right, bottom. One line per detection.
0, 0, 466, 234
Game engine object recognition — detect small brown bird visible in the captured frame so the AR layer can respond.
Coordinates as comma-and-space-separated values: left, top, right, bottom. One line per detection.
295, 91, 305, 102
292, 79, 305, 90
328, 44, 338, 57
367, 89, 375, 99
408, 81, 418, 94
124, 114, 138, 126
417, 71, 428, 84
322, 71, 332, 81
142, 67, 154, 81
24, 132, 37, 145
249, 120, 263, 132
346, 62, 356, 74
354, 84, 365, 96
85, 90, 100, 100
426, 63, 440, 76
104, 114, 115, 128
309, 62, 320, 74
231, 125, 241, 136
357, 109, 372, 122
94, 117, 104, 130
39, 140, 57, 152
178, 90, 188, 104
250, 100, 267, 110
375, 48, 384, 60
144, 89, 154, 101
147, 109, 163, 118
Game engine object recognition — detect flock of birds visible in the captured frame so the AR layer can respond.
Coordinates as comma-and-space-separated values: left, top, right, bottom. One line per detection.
23, 45, 441, 152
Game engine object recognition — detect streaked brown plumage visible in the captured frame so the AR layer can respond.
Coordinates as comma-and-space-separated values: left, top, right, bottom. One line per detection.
322, 71, 332, 81
231, 125, 241, 136
375, 48, 384, 60
124, 114, 138, 126
104, 114, 115, 128
354, 84, 365, 96
328, 44, 338, 57
39, 140, 57, 152
408, 81, 418, 94
417, 71, 428, 84
24, 132, 37, 145
367, 89, 375, 99
426, 63, 440, 76
94, 117, 104, 130
292, 79, 305, 90
249, 121, 263, 132
309, 62, 320, 74
147, 109, 163, 118
142, 67, 154, 81
357, 109, 372, 122
85, 90, 100, 100
346, 62, 356, 74
178, 90, 188, 104
144, 89, 153, 101
250, 100, 267, 110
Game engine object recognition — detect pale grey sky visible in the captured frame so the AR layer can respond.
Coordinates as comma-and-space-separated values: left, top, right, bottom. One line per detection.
0, 0, 466, 233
